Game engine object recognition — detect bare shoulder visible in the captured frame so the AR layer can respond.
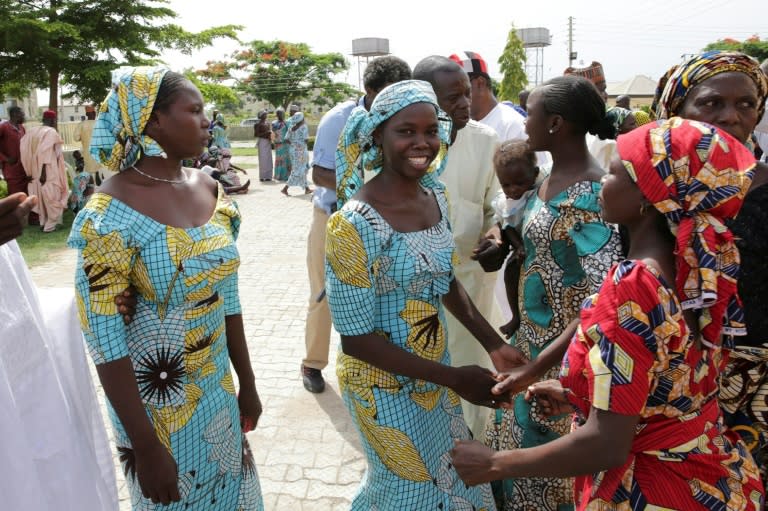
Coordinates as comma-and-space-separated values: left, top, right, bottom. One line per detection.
186, 167, 219, 197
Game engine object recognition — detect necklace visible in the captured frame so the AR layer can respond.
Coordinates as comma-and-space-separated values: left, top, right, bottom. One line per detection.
130, 165, 187, 184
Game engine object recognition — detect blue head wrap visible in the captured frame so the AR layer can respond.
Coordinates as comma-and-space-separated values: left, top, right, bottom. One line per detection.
90, 66, 169, 172
335, 80, 451, 209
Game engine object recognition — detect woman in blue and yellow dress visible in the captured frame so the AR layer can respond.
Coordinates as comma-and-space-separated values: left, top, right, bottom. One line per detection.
325, 80, 528, 510
68, 67, 263, 511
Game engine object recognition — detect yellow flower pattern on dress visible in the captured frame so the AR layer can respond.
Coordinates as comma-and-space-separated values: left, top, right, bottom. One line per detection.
326, 189, 496, 509
68, 184, 262, 510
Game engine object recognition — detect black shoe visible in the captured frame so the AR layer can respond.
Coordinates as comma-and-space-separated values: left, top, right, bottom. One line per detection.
301, 365, 326, 393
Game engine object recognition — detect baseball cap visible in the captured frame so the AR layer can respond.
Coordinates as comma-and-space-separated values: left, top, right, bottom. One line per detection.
449, 51, 491, 80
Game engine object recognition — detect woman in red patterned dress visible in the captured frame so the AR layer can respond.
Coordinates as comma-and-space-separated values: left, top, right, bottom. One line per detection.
451, 118, 765, 510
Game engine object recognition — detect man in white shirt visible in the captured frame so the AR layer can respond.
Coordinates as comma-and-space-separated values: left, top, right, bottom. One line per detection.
449, 51, 526, 143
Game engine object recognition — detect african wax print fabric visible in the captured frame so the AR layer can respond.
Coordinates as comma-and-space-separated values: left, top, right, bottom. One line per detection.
271, 119, 290, 181
69, 171, 91, 212
90, 66, 169, 172
617, 118, 756, 347
286, 113, 309, 188
605, 106, 631, 135
658, 50, 768, 120
720, 180, 768, 491
560, 259, 764, 510
632, 109, 651, 127
563, 61, 605, 86
335, 80, 451, 209
67, 186, 263, 511
212, 124, 231, 149
485, 180, 622, 511
325, 188, 496, 510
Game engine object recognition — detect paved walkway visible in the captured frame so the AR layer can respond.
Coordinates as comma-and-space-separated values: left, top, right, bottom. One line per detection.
29, 157, 364, 510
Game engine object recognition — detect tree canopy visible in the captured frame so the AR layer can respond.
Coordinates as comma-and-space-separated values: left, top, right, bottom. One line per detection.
497, 23, 528, 102
0, 0, 240, 117
703, 36, 768, 62
197, 40, 358, 110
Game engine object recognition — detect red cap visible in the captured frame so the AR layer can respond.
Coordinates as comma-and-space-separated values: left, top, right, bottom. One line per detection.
42, 109, 57, 120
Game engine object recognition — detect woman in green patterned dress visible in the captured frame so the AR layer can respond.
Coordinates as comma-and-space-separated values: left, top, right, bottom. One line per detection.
482, 75, 623, 511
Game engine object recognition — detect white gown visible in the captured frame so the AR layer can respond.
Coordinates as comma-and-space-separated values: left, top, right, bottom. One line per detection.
0, 240, 117, 510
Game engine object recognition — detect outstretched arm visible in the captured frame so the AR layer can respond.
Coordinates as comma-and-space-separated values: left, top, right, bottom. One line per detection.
451, 406, 638, 485
442, 278, 527, 372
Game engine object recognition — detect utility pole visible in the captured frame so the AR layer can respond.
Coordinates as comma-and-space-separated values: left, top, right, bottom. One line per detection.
568, 16, 575, 67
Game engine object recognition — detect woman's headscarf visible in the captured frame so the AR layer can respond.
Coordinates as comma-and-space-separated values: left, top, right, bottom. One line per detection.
658, 50, 768, 121
285, 111, 303, 130
335, 80, 451, 209
617, 117, 756, 346
90, 66, 169, 172
606, 106, 632, 134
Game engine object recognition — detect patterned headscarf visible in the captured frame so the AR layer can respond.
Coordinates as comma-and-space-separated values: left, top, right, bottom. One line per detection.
632, 109, 652, 127
563, 61, 605, 86
650, 64, 678, 120
617, 117, 756, 346
335, 80, 451, 208
606, 106, 632, 134
658, 51, 768, 121
90, 66, 169, 172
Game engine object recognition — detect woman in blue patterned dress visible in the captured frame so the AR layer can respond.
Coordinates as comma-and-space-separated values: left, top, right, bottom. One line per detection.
325, 80, 527, 510
271, 108, 290, 181
68, 67, 263, 511
281, 110, 312, 196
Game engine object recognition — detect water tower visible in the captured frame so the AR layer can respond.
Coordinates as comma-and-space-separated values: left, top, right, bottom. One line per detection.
517, 27, 552, 87
351, 38, 390, 91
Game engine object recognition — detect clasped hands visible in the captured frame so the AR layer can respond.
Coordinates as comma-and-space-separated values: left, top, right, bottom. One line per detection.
449, 378, 576, 486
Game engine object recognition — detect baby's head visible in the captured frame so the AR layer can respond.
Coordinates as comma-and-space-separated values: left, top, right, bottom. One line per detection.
494, 140, 538, 200
73, 150, 83, 161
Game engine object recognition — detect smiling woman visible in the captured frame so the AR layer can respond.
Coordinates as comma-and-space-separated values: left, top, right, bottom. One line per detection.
324, 80, 527, 509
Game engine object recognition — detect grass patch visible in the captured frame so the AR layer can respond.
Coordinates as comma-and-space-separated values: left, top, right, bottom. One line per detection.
16, 209, 76, 267
229, 146, 258, 157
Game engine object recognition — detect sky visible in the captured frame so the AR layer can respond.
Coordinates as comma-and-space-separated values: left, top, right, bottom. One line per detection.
37, 0, 768, 105
162, 0, 767, 90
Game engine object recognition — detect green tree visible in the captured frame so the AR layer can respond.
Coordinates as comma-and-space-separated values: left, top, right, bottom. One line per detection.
0, 0, 240, 118
703, 36, 768, 62
199, 40, 358, 110
498, 23, 528, 102
184, 71, 242, 115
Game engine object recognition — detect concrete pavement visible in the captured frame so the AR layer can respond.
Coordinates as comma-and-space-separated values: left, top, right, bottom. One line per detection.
29, 157, 365, 510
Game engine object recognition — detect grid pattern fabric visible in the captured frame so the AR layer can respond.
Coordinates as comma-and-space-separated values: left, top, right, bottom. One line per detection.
68, 185, 262, 510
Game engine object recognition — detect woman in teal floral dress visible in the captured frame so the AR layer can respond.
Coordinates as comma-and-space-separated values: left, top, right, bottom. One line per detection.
271, 108, 290, 181
482, 76, 622, 511
68, 67, 263, 511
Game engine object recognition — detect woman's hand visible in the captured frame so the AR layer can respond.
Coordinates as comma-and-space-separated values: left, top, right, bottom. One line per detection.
238, 383, 263, 432
491, 362, 541, 407
114, 285, 138, 325
449, 366, 500, 407
450, 440, 500, 486
134, 442, 180, 505
524, 379, 575, 417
